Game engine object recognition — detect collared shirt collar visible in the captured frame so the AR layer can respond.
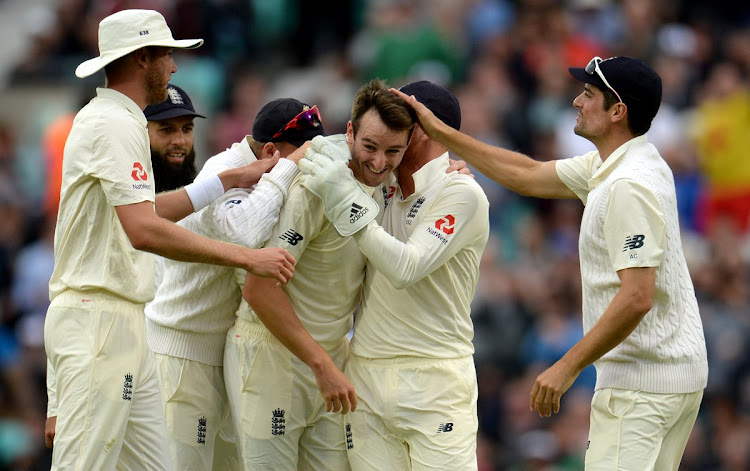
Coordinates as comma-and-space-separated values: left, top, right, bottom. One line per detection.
233, 136, 258, 165
404, 152, 450, 199
590, 135, 649, 186
96, 87, 147, 127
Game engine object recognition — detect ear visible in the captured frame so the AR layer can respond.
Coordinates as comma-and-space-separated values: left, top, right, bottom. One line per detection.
611, 102, 627, 123
260, 142, 278, 160
133, 47, 150, 70
346, 121, 354, 147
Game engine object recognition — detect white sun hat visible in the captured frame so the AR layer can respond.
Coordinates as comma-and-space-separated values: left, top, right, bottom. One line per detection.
75, 9, 203, 78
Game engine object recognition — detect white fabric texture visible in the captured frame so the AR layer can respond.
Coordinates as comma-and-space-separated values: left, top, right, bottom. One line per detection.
555, 135, 708, 393
350, 154, 490, 359
145, 139, 298, 366
49, 87, 156, 304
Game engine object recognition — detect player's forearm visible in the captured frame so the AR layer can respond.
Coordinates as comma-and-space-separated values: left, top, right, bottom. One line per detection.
131, 214, 249, 268
558, 284, 652, 374
212, 160, 298, 247
245, 276, 333, 372
353, 222, 423, 289
154, 188, 195, 221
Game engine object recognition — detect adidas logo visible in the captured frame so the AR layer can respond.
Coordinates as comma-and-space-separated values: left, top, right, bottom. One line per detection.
349, 203, 369, 224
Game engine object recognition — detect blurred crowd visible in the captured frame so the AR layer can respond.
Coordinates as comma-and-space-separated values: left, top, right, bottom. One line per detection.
1, 0, 749, 469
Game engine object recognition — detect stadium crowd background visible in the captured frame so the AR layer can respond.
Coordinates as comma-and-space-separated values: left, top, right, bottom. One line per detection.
0, 0, 749, 469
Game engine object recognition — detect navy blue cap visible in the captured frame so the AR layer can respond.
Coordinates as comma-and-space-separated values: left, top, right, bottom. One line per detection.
399, 81, 461, 130
144, 84, 205, 121
569, 56, 662, 123
253, 98, 326, 147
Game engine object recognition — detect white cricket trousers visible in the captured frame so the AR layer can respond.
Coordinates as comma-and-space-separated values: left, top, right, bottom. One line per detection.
153, 353, 239, 471
344, 354, 478, 471
223, 319, 350, 471
585, 387, 703, 470
44, 289, 171, 470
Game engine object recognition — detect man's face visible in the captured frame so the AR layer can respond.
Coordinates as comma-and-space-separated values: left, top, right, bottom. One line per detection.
347, 109, 410, 187
148, 116, 195, 170
144, 47, 177, 105
572, 84, 615, 140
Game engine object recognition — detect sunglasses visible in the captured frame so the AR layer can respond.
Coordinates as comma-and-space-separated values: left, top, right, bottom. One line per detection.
271, 105, 322, 140
585, 56, 623, 104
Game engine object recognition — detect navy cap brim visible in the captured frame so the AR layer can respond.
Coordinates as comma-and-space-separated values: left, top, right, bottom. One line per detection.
568, 67, 607, 90
146, 109, 206, 121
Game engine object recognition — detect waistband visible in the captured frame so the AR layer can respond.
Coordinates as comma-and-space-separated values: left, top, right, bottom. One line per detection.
51, 288, 146, 308
350, 353, 472, 367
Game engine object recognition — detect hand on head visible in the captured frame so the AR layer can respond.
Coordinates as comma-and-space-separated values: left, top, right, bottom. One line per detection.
389, 88, 443, 138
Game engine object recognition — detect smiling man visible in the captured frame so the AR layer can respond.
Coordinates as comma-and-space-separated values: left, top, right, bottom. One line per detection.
145, 84, 204, 192
226, 78, 415, 470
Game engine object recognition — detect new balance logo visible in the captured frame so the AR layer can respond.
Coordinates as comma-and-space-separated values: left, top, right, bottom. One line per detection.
437, 422, 454, 433
122, 373, 133, 401
622, 234, 645, 251
279, 229, 303, 246
349, 203, 369, 224
271, 408, 286, 436
197, 417, 207, 444
345, 422, 354, 449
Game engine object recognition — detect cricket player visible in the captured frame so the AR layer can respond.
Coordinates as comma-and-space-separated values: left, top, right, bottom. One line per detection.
224, 79, 415, 470
299, 81, 490, 470
395, 57, 708, 470
145, 97, 326, 470
44, 9, 294, 470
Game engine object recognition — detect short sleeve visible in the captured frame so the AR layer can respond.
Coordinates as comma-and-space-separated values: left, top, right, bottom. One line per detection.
555, 152, 598, 204
92, 117, 154, 206
604, 179, 666, 271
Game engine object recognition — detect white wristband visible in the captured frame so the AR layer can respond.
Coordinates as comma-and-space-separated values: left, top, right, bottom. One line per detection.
184, 174, 225, 212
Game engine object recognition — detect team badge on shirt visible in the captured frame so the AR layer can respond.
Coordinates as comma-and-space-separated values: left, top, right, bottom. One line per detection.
271, 408, 286, 436
382, 185, 396, 209
406, 196, 426, 225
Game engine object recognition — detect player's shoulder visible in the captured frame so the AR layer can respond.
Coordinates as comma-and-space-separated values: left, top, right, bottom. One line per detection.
445, 172, 489, 200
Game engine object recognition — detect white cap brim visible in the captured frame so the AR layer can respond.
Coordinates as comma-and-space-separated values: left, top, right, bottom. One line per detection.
75, 38, 203, 78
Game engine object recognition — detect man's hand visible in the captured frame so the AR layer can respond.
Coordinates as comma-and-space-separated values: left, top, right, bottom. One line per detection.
312, 359, 358, 414
45, 416, 56, 448
390, 88, 446, 139
307, 134, 351, 163
286, 141, 312, 164
298, 151, 379, 236
529, 360, 580, 418
218, 152, 281, 190
447, 158, 473, 177
243, 247, 296, 285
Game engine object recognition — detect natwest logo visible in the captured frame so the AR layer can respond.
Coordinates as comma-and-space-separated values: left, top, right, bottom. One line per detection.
435, 214, 455, 235
131, 162, 148, 181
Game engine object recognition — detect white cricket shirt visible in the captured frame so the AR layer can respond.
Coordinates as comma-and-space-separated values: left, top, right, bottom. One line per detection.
145, 138, 298, 366
556, 135, 708, 393
238, 177, 378, 351
350, 154, 490, 359
49, 88, 156, 303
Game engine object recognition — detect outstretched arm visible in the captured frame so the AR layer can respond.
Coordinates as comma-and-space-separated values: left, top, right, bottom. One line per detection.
391, 88, 574, 199
244, 274, 357, 414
